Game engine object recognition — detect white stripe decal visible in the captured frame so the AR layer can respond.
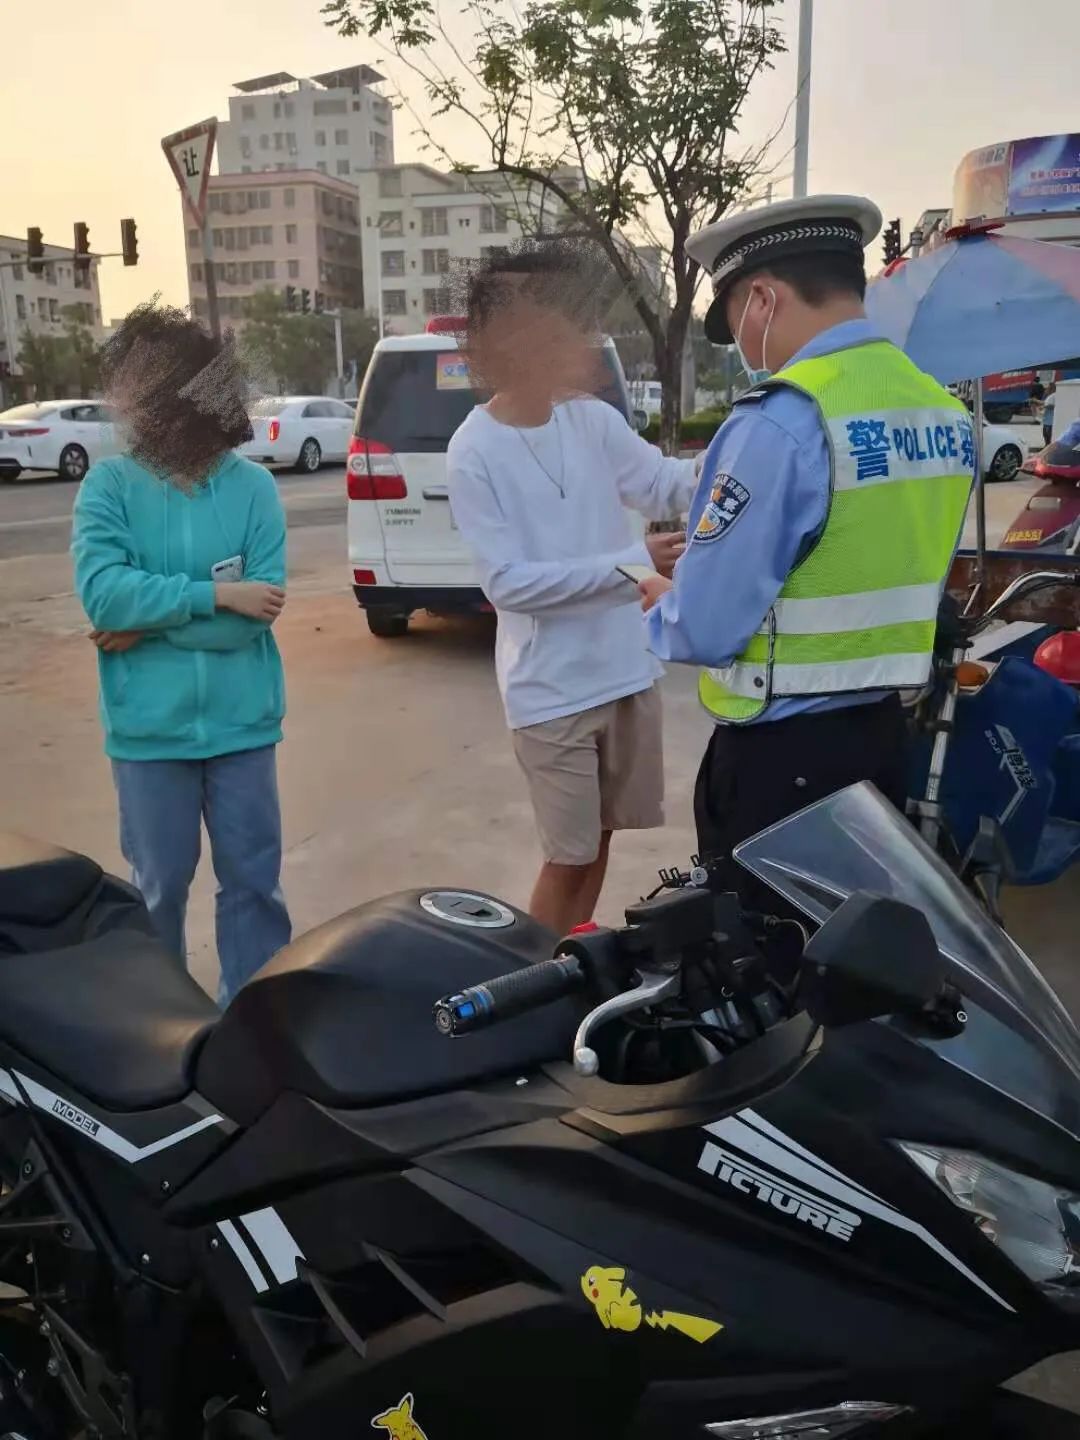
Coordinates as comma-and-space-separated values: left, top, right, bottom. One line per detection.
772, 582, 942, 636
698, 1142, 861, 1229
0, 1069, 24, 1107
707, 1113, 1014, 1312
12, 1072, 224, 1163
738, 1111, 884, 1205
240, 1208, 305, 1286
217, 1221, 269, 1294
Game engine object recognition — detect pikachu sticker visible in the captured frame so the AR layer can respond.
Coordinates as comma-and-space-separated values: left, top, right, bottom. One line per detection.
581, 1264, 723, 1345
371, 1392, 429, 1440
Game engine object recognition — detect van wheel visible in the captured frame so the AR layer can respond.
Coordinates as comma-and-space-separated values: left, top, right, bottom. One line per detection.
366, 608, 409, 638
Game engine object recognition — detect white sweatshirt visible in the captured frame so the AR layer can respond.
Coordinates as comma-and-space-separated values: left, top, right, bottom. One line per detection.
447, 397, 698, 729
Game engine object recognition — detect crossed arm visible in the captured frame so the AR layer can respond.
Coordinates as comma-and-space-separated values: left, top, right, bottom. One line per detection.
72, 469, 287, 654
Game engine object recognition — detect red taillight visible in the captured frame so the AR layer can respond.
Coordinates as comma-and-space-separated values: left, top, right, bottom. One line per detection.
14, 427, 49, 437
268, 419, 280, 443
353, 568, 378, 586
425, 315, 467, 334
347, 437, 407, 500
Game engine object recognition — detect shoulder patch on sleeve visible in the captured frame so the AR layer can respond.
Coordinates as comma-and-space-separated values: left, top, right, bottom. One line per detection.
692, 473, 751, 545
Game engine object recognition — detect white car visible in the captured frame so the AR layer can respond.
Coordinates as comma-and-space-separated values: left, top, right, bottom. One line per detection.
347, 323, 638, 637
0, 400, 118, 482
982, 420, 1031, 482
240, 396, 356, 473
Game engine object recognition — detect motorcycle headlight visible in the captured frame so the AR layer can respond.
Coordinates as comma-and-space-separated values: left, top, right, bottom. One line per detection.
901, 1143, 1080, 1309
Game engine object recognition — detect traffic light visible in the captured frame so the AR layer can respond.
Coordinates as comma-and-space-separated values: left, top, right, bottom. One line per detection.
285, 285, 298, 313
26, 227, 44, 276
883, 217, 902, 266
73, 222, 91, 275
120, 218, 139, 267
301, 289, 311, 315
314, 290, 325, 314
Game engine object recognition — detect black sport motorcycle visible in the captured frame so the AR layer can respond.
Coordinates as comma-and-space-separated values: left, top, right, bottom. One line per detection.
1, 783, 1080, 1440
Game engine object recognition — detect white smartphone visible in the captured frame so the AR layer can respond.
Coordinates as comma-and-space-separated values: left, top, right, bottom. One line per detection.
615, 563, 656, 585
210, 555, 245, 582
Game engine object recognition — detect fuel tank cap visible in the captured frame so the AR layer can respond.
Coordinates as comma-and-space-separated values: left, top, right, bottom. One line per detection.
418, 891, 516, 929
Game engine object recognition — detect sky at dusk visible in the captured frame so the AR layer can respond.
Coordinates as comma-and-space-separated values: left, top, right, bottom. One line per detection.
3, 0, 1076, 323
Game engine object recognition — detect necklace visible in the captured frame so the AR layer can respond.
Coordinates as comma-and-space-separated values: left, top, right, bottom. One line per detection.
515, 409, 565, 499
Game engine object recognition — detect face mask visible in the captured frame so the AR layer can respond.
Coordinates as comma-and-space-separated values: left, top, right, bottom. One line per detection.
734, 285, 776, 385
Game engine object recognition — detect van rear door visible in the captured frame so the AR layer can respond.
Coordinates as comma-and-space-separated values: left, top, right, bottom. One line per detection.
352, 347, 479, 587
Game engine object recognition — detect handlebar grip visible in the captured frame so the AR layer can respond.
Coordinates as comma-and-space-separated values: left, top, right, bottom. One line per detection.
434, 955, 584, 1036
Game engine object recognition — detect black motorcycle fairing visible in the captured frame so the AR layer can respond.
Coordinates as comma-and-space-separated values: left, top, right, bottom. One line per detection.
0, 1040, 236, 1203
196, 891, 584, 1123
168, 1075, 575, 1223
0, 929, 218, 1111
548, 1013, 819, 1123
406, 1119, 1036, 1428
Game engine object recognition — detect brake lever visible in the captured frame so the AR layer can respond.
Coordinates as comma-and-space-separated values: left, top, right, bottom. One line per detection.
572, 969, 680, 1077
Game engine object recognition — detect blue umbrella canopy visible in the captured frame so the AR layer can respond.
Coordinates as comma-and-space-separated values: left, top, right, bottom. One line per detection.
865, 230, 1080, 385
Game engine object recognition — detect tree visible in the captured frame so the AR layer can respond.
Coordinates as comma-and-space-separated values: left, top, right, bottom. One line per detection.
15, 309, 103, 399
238, 291, 379, 395
60, 306, 103, 396
322, 0, 785, 450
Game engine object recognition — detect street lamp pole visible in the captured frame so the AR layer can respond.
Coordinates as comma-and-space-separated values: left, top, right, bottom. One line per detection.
792, 0, 814, 200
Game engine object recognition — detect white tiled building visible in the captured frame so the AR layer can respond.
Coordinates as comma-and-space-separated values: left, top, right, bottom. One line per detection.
355, 164, 582, 333
0, 236, 104, 403
216, 67, 394, 183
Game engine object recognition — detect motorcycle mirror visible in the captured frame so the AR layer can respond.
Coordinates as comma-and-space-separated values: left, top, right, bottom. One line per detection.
798, 892, 946, 1029
631, 408, 649, 432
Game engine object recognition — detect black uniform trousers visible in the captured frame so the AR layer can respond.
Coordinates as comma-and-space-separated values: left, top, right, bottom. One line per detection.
693, 694, 908, 917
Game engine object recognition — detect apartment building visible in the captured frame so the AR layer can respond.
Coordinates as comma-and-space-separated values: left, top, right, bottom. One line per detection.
216, 67, 394, 182
0, 235, 104, 398
184, 171, 363, 325
355, 164, 579, 333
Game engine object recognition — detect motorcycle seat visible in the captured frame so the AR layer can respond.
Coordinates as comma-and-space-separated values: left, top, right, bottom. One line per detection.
0, 929, 219, 1111
0, 833, 103, 928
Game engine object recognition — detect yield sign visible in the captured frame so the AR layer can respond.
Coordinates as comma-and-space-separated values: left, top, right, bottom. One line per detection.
162, 118, 218, 228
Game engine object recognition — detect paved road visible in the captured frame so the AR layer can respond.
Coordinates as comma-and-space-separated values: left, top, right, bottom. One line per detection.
0, 467, 347, 560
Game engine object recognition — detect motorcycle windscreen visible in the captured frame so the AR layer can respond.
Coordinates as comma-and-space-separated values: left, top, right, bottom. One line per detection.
735, 782, 1080, 1138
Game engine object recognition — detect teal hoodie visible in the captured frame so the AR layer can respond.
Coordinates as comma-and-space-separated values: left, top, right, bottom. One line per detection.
72, 452, 287, 762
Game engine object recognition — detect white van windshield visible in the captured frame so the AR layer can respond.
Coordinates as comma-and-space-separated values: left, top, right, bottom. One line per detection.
356, 346, 631, 453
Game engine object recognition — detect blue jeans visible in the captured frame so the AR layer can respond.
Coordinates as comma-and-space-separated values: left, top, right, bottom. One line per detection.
112, 746, 292, 1004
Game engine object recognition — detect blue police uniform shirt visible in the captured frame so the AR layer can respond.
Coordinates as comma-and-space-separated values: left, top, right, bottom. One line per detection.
646, 317, 891, 722
1059, 419, 1080, 448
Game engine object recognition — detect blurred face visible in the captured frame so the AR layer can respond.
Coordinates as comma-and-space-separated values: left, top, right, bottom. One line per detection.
465, 291, 603, 401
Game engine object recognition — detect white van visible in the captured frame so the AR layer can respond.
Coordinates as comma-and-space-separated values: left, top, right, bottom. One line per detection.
347, 321, 637, 637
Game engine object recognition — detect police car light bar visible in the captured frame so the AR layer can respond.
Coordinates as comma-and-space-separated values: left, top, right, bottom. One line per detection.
425, 316, 467, 334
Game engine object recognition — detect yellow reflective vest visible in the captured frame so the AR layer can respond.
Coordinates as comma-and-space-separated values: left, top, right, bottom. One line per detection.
700, 339, 974, 723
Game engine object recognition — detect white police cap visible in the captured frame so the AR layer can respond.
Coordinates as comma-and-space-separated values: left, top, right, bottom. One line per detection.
687, 194, 882, 344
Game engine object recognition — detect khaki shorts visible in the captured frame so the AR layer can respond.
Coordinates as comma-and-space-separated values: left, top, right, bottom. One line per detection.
511, 687, 664, 865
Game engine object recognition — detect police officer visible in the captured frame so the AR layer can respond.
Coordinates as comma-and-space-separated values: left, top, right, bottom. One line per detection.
641, 194, 975, 910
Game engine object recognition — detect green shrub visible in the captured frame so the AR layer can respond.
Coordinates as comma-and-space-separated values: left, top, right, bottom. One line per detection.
642, 407, 729, 447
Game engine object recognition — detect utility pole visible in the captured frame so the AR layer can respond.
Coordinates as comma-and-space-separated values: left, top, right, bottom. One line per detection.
201, 220, 221, 341
792, 0, 814, 199
331, 310, 345, 396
